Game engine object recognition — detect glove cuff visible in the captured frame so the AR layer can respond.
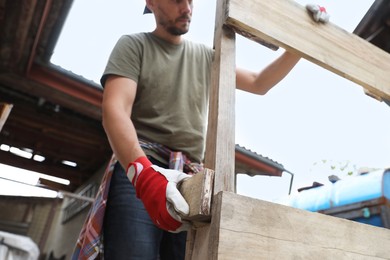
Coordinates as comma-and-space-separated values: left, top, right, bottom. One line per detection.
126, 156, 152, 186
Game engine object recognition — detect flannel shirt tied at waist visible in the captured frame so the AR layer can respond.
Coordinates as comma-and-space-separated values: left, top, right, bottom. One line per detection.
72, 140, 203, 260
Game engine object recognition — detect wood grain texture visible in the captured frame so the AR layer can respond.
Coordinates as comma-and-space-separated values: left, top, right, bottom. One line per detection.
227, 0, 390, 101
204, 0, 236, 194
216, 191, 390, 259
185, 192, 223, 260
186, 0, 236, 258
179, 168, 215, 222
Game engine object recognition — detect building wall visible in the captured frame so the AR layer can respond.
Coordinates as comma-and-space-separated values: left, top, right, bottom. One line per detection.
0, 196, 56, 255
42, 161, 107, 259
0, 198, 32, 235
41, 201, 89, 259
28, 201, 58, 250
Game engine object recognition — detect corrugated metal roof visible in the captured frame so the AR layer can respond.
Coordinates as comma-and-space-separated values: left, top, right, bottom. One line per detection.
235, 144, 285, 172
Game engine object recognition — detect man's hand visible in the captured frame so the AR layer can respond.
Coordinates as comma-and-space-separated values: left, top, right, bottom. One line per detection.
306, 4, 330, 23
127, 156, 191, 232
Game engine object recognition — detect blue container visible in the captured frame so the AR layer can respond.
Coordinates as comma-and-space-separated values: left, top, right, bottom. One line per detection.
276, 169, 390, 228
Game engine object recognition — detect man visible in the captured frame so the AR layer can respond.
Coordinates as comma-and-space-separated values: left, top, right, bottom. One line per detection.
101, 0, 300, 259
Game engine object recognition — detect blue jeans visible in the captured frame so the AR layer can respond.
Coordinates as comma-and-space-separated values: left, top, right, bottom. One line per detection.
103, 160, 187, 260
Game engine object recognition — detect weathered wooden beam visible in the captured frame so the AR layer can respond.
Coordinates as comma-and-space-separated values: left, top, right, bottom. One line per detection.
232, 28, 279, 51
0, 103, 13, 132
226, 0, 390, 101
179, 168, 214, 222
215, 191, 390, 259
185, 194, 222, 260
185, 0, 237, 258
204, 0, 236, 194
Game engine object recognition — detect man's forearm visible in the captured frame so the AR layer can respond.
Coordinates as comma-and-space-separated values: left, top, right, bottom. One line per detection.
236, 50, 300, 95
254, 51, 300, 93
102, 108, 145, 170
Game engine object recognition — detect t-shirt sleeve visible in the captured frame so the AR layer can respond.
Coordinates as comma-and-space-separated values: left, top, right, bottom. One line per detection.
100, 35, 143, 87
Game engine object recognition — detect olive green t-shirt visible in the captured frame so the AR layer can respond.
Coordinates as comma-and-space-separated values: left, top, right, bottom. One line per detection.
101, 33, 214, 163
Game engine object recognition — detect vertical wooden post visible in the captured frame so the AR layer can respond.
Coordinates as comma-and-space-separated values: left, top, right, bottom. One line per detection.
204, 0, 236, 194
186, 0, 236, 259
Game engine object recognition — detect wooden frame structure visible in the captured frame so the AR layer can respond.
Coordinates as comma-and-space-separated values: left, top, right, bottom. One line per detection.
185, 0, 390, 259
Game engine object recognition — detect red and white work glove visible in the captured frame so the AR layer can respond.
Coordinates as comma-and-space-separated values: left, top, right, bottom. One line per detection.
306, 4, 330, 23
127, 156, 191, 232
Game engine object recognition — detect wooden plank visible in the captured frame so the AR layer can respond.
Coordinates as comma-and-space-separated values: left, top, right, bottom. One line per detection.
204, 0, 236, 194
179, 168, 214, 222
216, 191, 390, 259
0, 103, 13, 132
186, 0, 236, 258
185, 192, 224, 260
232, 29, 279, 51
226, 0, 390, 101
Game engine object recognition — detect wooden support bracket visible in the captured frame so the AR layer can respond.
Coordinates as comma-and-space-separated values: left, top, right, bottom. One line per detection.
179, 168, 215, 222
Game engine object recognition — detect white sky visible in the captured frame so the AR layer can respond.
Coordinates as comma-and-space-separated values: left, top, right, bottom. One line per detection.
2, 0, 389, 201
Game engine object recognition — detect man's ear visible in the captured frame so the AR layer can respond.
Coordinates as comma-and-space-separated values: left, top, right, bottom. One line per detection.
145, 0, 155, 13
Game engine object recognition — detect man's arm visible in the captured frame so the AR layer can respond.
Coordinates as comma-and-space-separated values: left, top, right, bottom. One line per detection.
102, 75, 145, 170
102, 75, 191, 232
236, 51, 300, 95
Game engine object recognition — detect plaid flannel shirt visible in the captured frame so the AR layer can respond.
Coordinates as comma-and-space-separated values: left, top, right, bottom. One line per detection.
72, 140, 203, 260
